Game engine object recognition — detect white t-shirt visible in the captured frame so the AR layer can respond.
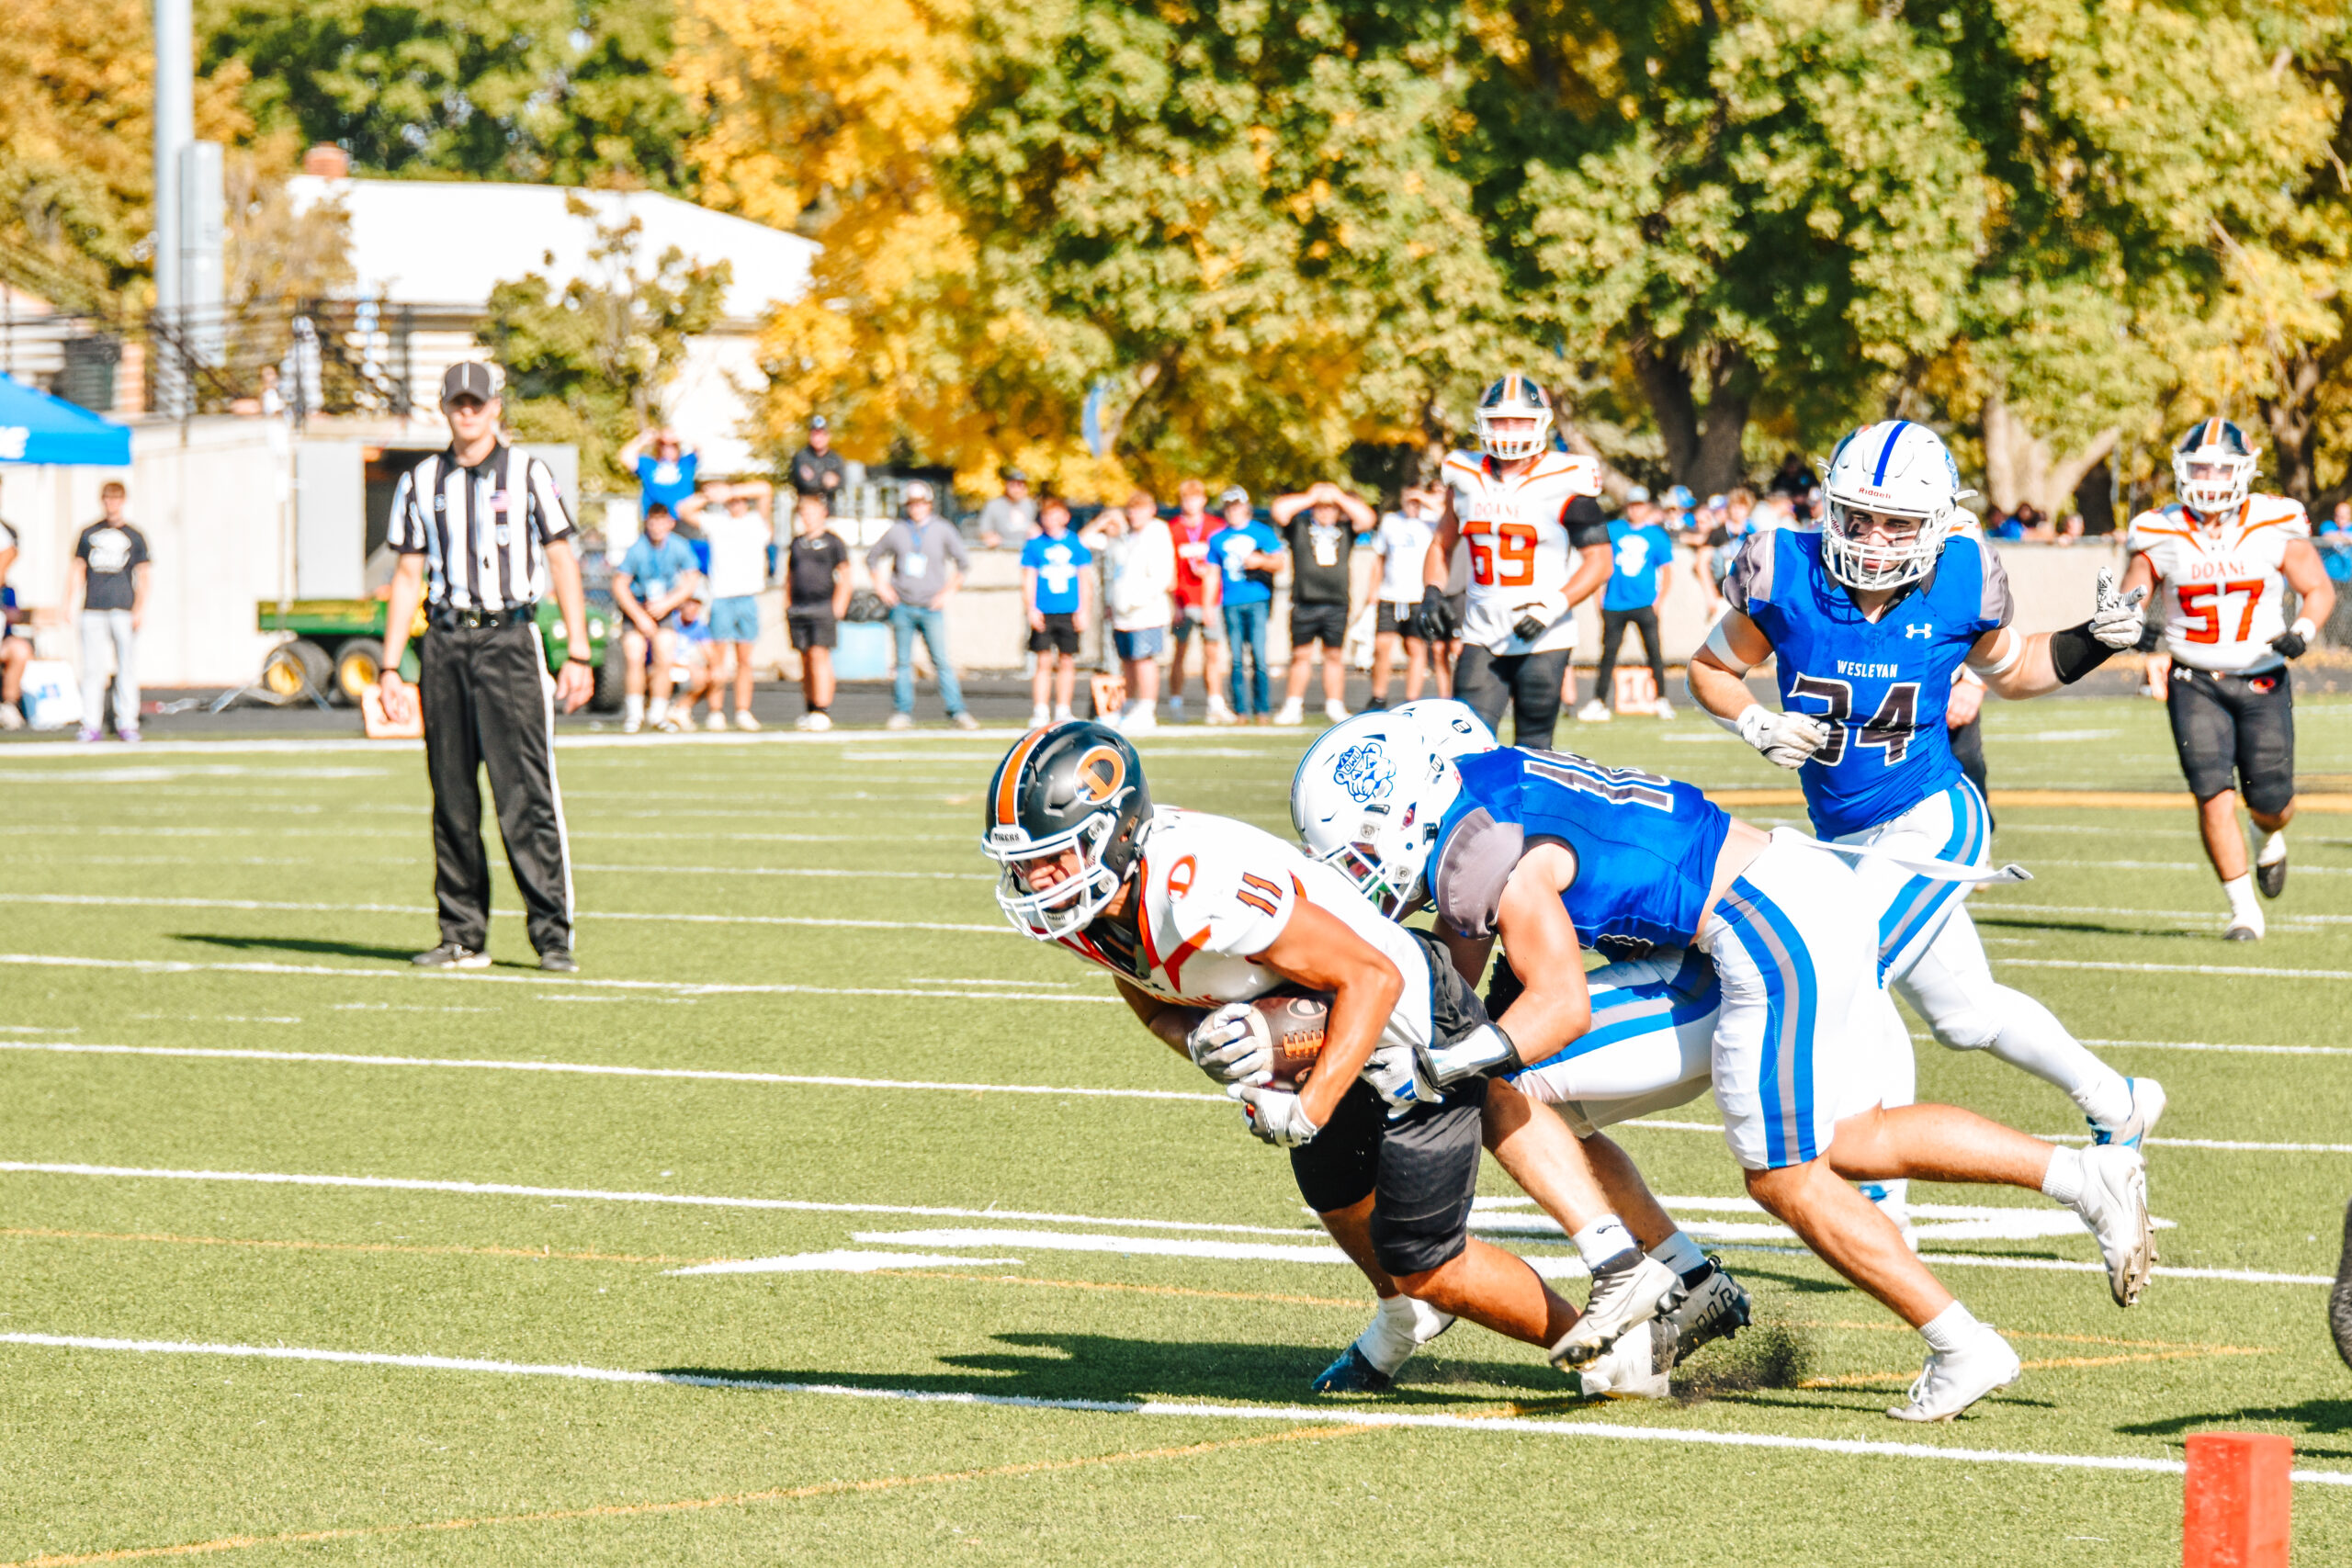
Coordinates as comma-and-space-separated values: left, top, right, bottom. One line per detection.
1373, 510, 1436, 604
700, 511, 774, 599
1096, 519, 1176, 632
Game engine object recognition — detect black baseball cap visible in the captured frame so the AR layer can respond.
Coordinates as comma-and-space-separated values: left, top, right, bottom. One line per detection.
441, 361, 498, 404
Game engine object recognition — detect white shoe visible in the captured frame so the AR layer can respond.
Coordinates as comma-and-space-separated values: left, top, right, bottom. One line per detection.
1652, 698, 1676, 720
1575, 1317, 1673, 1399
1028, 704, 1052, 728
1122, 711, 1158, 735
706, 711, 729, 732
735, 711, 762, 732
793, 713, 814, 731
0, 705, 21, 731
1548, 1253, 1679, 1369
886, 712, 913, 730
2091, 1076, 2165, 1151
1324, 700, 1350, 724
1577, 700, 1613, 723
622, 715, 643, 735
805, 710, 831, 732
1205, 698, 1237, 726
2070, 1145, 2155, 1306
2224, 905, 2265, 941
1665, 1262, 1753, 1364
1887, 1326, 2021, 1422
1050, 705, 1074, 725
1272, 701, 1306, 727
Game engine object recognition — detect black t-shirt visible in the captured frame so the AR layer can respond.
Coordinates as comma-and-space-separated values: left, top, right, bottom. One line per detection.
75, 521, 150, 611
1283, 513, 1354, 606
790, 446, 847, 511
787, 532, 849, 608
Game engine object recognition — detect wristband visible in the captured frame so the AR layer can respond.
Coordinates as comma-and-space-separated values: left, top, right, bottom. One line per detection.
2292, 617, 2317, 644
566, 655, 594, 667
2048, 620, 2119, 685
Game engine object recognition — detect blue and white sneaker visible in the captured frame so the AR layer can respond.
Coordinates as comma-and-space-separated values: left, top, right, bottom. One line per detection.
1313, 1295, 1453, 1394
1311, 1343, 1395, 1394
2090, 1077, 2166, 1150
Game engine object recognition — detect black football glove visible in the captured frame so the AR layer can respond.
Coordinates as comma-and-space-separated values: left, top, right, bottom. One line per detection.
1410, 585, 1455, 643
2270, 625, 2309, 660
2134, 618, 2165, 653
1513, 612, 1551, 643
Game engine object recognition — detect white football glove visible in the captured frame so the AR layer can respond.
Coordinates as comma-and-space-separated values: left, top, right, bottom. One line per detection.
1227, 1082, 1322, 1147
2088, 567, 2149, 650
1185, 1002, 1272, 1086
1363, 1044, 1441, 1108
1736, 705, 1831, 771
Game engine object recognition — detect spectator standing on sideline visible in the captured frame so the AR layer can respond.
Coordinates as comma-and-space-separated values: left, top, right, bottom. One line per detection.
785, 491, 851, 730
70, 481, 149, 742
1165, 479, 1232, 725
1085, 491, 1176, 734
377, 360, 594, 973
1206, 487, 1280, 723
977, 468, 1038, 548
612, 502, 701, 734
693, 479, 775, 731
1768, 452, 1809, 500
1366, 487, 1439, 708
870, 481, 977, 730
1581, 496, 1677, 722
619, 426, 699, 519
789, 416, 847, 512
0, 513, 26, 728
1270, 480, 1373, 727
1020, 497, 1092, 727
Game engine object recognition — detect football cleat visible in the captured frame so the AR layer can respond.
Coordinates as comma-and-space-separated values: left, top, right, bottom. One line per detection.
2224, 908, 2264, 942
2257, 849, 2288, 899
1886, 1326, 2021, 1422
1311, 1343, 1394, 1395
1666, 1261, 1753, 1365
1548, 1253, 1679, 1369
2070, 1145, 2156, 1307
1575, 1317, 1673, 1400
2333, 1197, 2352, 1371
2090, 1077, 2166, 1150
412, 942, 490, 970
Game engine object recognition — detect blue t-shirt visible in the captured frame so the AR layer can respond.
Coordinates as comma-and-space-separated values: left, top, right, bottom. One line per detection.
618, 533, 701, 603
1021, 531, 1094, 615
1727, 527, 2011, 839
1602, 520, 1677, 611
1430, 747, 1733, 951
636, 453, 699, 516
1206, 522, 1281, 606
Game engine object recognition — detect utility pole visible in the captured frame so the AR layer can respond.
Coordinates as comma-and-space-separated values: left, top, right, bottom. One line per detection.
153, 0, 194, 418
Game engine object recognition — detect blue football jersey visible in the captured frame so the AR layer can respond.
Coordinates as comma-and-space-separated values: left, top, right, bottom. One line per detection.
1726, 528, 2011, 839
1429, 747, 1732, 950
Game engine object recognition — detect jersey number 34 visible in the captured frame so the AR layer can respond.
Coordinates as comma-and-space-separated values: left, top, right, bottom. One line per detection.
1788, 676, 1919, 765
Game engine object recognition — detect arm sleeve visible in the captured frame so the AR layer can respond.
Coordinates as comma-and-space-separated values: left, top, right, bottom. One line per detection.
1974, 536, 2014, 631
1562, 495, 1610, 551
527, 458, 578, 545
387, 471, 428, 555
1720, 531, 1774, 615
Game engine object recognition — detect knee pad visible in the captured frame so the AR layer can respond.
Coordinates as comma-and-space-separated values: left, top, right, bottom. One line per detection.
2244, 775, 2295, 818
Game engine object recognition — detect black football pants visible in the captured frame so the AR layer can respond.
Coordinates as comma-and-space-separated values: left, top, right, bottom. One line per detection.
1453, 645, 1571, 751
421, 618, 573, 956
1593, 607, 1666, 704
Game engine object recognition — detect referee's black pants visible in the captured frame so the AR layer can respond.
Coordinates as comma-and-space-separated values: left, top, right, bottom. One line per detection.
421, 618, 572, 956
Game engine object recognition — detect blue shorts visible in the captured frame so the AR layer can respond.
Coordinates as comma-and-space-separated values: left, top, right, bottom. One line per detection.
1113, 626, 1166, 660
708, 595, 762, 642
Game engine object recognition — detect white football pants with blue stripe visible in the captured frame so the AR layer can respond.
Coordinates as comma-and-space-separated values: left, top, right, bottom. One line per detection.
1834, 779, 2131, 1129
1508, 948, 1719, 1134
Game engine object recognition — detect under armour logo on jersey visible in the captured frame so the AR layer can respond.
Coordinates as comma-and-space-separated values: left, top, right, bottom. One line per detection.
1905, 623, 1931, 640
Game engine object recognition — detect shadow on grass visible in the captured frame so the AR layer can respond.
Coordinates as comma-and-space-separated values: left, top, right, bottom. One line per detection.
2120, 1398, 2352, 1441
171, 931, 421, 964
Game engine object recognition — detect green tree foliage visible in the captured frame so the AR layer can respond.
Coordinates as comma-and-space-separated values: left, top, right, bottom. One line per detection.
955, 0, 1531, 493
480, 198, 729, 487
199, 0, 696, 188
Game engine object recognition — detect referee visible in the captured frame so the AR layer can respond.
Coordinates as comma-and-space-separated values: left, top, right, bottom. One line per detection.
379, 362, 595, 973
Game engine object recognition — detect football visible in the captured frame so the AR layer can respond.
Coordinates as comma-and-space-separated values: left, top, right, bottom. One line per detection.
1248, 990, 1333, 1089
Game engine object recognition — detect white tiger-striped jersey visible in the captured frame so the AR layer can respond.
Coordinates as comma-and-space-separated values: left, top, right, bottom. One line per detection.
1440, 449, 1611, 654
2126, 496, 2309, 673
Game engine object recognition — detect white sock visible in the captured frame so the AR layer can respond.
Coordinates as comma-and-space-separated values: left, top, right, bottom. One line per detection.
1647, 1230, 1708, 1280
2257, 829, 2287, 866
624, 694, 644, 725
1985, 986, 2132, 1128
1919, 1300, 1984, 1355
1571, 1216, 1640, 1270
1356, 1292, 1445, 1375
2224, 872, 2258, 916
2040, 1145, 2085, 1206
648, 697, 670, 725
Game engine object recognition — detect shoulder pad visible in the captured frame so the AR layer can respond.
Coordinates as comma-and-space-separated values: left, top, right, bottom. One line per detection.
1430, 805, 1523, 941
2251, 494, 2309, 536
1963, 532, 2015, 628
1721, 529, 1777, 614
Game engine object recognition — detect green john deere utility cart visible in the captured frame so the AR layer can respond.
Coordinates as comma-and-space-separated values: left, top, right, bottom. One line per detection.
252, 599, 620, 710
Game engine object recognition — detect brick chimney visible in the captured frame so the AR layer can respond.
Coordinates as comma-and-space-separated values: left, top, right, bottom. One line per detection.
301, 144, 350, 179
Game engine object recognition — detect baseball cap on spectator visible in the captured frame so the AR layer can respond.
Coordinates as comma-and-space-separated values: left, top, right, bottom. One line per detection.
904, 480, 934, 502
1706, 493, 1728, 511
1218, 486, 1250, 508
440, 361, 498, 404
1624, 484, 1651, 503
1002, 468, 1028, 483
809, 414, 830, 431
1665, 484, 1694, 508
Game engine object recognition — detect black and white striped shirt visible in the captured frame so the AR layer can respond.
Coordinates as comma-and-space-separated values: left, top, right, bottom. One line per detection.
388, 444, 577, 612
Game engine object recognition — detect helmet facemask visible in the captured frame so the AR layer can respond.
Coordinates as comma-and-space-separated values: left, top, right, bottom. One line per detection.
988, 810, 1129, 941
2177, 455, 2255, 520
1821, 500, 1952, 592
1476, 374, 1556, 462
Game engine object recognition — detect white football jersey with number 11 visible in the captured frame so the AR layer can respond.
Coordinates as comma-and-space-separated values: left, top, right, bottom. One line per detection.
2126, 496, 2309, 673
1441, 449, 1607, 655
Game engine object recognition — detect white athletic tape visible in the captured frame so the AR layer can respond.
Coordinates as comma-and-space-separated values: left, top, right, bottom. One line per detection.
0, 953, 1108, 1004
3, 1331, 2344, 1487
0, 891, 1013, 935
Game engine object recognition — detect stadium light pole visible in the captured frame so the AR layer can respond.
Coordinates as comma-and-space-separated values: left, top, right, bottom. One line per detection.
153, 0, 194, 416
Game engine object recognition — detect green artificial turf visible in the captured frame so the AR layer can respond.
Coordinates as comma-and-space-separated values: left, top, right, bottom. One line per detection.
1, 698, 2348, 1564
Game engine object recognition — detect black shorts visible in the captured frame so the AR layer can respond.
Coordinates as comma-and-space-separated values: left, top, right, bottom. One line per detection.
1028, 613, 1080, 656
1375, 602, 1422, 638
786, 612, 837, 650
1290, 602, 1350, 649
2167, 664, 2296, 814
1286, 930, 1496, 1278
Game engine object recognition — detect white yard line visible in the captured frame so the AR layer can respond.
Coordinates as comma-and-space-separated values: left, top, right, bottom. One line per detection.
4, 1331, 2344, 1487
572, 864, 994, 881
0, 892, 1011, 935
2001, 957, 2352, 981
0, 953, 1101, 1004
1973, 901, 2352, 928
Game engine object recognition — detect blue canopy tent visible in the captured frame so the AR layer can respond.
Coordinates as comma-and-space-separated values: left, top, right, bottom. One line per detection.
0, 374, 130, 467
